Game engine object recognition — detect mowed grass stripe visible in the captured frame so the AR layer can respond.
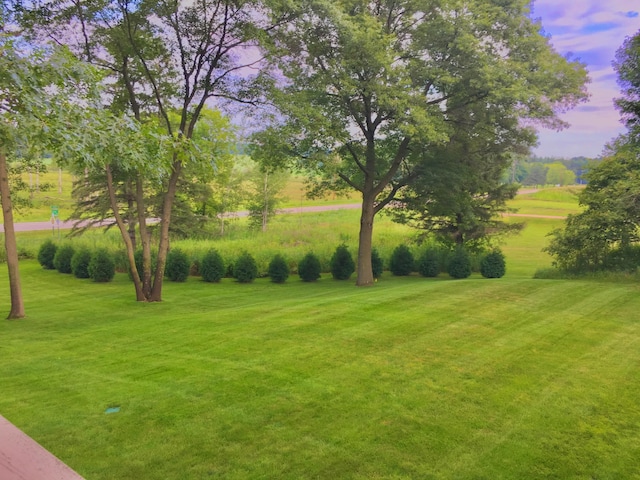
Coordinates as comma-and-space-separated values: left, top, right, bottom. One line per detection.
2, 262, 640, 478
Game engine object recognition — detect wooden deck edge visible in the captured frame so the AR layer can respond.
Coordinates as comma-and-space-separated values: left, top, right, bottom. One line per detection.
0, 414, 84, 480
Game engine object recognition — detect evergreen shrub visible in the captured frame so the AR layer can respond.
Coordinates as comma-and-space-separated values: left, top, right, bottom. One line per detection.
330, 244, 355, 280
166, 248, 190, 282
371, 248, 384, 278
448, 247, 472, 279
88, 249, 116, 282
298, 252, 321, 282
418, 249, 440, 277
234, 251, 258, 283
53, 244, 75, 274
390, 244, 414, 276
201, 249, 225, 282
480, 250, 506, 278
71, 248, 92, 279
268, 254, 290, 283
37, 239, 58, 269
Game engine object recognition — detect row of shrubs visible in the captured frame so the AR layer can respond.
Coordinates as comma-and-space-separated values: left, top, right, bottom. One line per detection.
37, 239, 506, 283
38, 240, 117, 282
389, 244, 506, 279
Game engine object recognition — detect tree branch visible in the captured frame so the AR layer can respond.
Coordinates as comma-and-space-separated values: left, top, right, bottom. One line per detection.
373, 136, 411, 197
338, 172, 363, 192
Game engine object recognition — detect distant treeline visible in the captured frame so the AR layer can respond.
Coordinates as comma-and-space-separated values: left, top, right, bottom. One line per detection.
506, 156, 602, 186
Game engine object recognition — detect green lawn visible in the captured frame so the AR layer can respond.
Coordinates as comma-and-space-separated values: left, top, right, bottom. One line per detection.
2, 208, 640, 478
0, 192, 640, 480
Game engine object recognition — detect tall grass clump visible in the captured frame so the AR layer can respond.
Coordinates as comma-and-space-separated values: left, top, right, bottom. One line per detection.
201, 249, 225, 283
53, 244, 75, 274
330, 244, 355, 280
268, 254, 290, 283
88, 249, 116, 282
298, 252, 321, 282
37, 239, 58, 269
390, 244, 414, 276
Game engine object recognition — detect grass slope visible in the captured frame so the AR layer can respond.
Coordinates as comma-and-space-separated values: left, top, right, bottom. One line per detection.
2, 258, 640, 479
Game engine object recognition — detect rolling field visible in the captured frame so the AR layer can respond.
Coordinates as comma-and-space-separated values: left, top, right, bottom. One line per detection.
1, 190, 640, 479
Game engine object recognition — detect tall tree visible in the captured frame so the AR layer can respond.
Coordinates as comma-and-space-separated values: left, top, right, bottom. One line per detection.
545, 136, 640, 272
546, 162, 576, 186
0, 37, 98, 318
546, 29, 640, 273
16, 0, 294, 301
392, 74, 531, 250
268, 0, 588, 285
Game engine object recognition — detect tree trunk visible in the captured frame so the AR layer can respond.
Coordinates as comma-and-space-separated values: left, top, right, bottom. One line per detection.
105, 164, 146, 302
150, 161, 182, 302
0, 149, 26, 319
356, 192, 375, 286
125, 180, 137, 250
262, 172, 268, 232
136, 175, 152, 299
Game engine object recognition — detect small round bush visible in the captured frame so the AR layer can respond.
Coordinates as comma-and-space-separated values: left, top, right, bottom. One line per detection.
37, 239, 58, 270
371, 248, 384, 278
53, 244, 75, 274
448, 247, 472, 279
330, 244, 355, 280
88, 248, 116, 282
298, 252, 321, 282
201, 249, 225, 282
481, 250, 506, 278
71, 248, 92, 279
234, 251, 258, 283
268, 254, 290, 283
390, 244, 414, 276
418, 249, 440, 278
166, 248, 190, 282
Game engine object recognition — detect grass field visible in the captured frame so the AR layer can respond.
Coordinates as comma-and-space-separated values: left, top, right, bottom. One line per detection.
2, 189, 640, 479
508, 187, 584, 217
3, 170, 358, 223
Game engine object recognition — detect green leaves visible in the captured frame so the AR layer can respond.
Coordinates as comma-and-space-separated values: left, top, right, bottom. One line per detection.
614, 30, 640, 136
545, 137, 640, 272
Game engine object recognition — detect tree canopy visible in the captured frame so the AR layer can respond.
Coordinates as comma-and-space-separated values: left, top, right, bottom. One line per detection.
0, 37, 99, 318
614, 30, 640, 136
268, 0, 588, 285
546, 29, 640, 274
13, 0, 294, 301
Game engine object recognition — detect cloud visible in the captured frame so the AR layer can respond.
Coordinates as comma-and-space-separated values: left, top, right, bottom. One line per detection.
531, 0, 639, 158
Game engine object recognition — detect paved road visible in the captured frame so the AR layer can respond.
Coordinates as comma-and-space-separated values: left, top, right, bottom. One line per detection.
1, 189, 557, 233
1, 203, 363, 233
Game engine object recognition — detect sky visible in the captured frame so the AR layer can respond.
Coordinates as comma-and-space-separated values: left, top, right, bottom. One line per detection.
531, 0, 640, 159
